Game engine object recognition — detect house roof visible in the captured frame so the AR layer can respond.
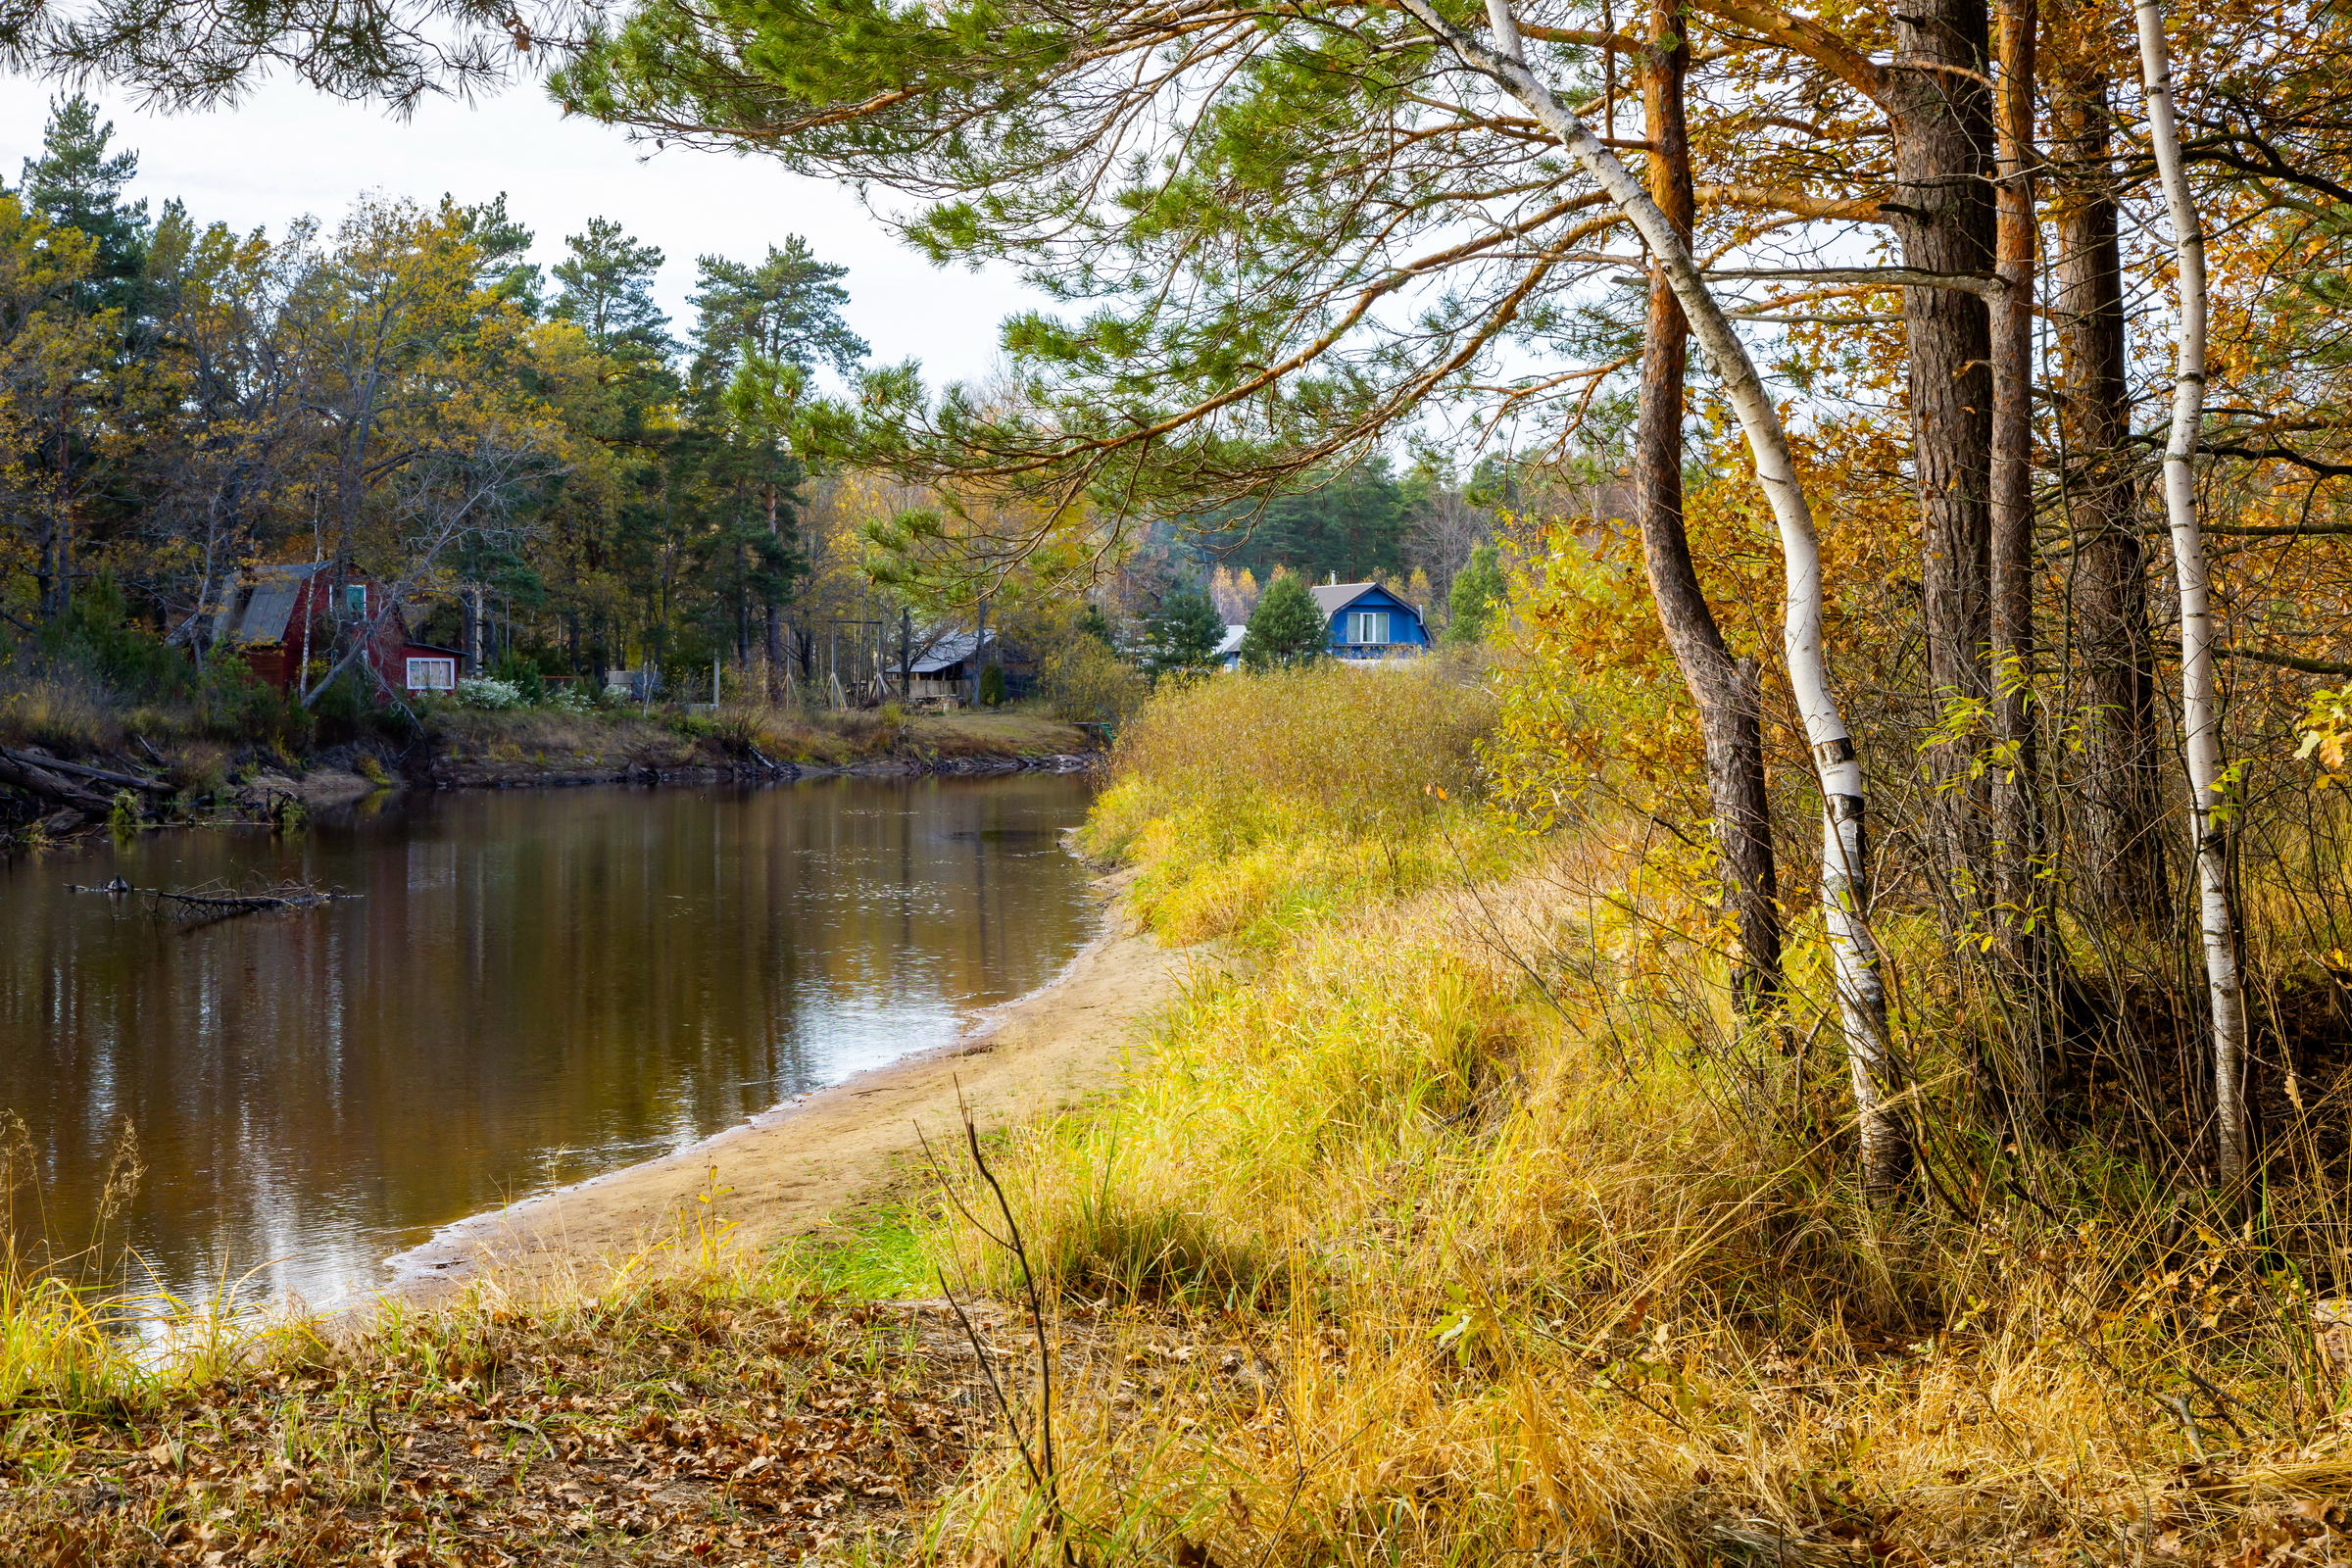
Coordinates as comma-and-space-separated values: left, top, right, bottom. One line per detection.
1310, 581, 1417, 618
1215, 624, 1247, 657
225, 563, 333, 645
886, 626, 996, 675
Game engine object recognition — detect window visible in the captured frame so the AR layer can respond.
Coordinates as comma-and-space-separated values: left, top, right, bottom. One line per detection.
345, 584, 368, 615
406, 658, 456, 692
1348, 610, 1388, 645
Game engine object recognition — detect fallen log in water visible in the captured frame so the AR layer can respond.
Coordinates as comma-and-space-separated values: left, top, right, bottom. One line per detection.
64, 880, 360, 916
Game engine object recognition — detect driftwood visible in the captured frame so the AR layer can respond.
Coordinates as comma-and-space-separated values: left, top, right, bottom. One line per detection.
66, 879, 359, 917
0, 747, 172, 793
0, 752, 114, 813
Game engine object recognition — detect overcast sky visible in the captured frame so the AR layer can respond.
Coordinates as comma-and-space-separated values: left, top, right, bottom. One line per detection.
0, 72, 1036, 390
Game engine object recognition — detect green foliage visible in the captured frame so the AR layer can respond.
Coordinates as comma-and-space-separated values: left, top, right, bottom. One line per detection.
1197, 460, 1408, 583
21, 95, 148, 303
1142, 584, 1224, 677
490, 652, 548, 704
552, 217, 669, 359
688, 237, 867, 397
194, 656, 300, 745
978, 662, 1006, 707
37, 577, 186, 700
1444, 543, 1508, 647
1239, 570, 1326, 670
450, 192, 543, 313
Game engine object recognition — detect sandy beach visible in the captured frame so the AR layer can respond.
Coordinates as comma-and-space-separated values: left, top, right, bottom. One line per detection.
386, 870, 1186, 1299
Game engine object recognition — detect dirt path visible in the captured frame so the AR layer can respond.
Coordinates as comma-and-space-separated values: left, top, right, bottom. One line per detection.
388, 873, 1187, 1299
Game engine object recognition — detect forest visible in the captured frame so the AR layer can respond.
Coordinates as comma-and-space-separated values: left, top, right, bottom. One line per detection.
0, 95, 953, 718
0, 92, 1518, 743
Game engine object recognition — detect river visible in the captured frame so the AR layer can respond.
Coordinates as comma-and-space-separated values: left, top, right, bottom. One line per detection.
0, 773, 1099, 1311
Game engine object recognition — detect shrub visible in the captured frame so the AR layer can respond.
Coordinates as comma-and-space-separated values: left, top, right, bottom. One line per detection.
195, 657, 303, 746
0, 668, 122, 755
978, 662, 1006, 708
456, 676, 525, 710
1039, 637, 1149, 727
490, 654, 547, 704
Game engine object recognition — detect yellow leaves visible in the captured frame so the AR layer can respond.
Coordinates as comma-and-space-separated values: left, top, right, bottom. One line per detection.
2293, 684, 2352, 788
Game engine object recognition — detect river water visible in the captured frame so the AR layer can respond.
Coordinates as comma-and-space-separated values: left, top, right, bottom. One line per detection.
0, 774, 1099, 1310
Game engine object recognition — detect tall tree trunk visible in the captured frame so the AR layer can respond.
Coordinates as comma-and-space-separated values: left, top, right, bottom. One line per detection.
1406, 0, 1907, 1190
764, 486, 787, 701
1989, 0, 2053, 1117
40, 416, 74, 620
2133, 0, 2249, 1185
2051, 68, 2167, 916
1891, 0, 1997, 905
1639, 0, 1784, 1019
971, 596, 990, 710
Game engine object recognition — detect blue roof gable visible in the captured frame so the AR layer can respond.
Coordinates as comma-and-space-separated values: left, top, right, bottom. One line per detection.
1310, 581, 1430, 655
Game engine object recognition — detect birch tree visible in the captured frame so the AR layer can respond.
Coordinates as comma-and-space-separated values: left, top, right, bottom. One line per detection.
2133, 0, 2249, 1183
1398, 0, 1904, 1189
557, 0, 1911, 1181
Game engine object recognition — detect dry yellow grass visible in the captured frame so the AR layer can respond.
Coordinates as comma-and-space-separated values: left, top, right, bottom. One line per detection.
875, 665, 2352, 1568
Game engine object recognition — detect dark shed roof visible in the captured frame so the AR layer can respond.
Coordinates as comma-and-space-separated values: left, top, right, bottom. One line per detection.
226, 564, 332, 644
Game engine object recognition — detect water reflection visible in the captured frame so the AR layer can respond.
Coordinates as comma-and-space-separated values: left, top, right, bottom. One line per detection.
0, 774, 1098, 1308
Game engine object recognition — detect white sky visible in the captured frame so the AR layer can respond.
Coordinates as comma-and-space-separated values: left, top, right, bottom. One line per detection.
0, 72, 1037, 389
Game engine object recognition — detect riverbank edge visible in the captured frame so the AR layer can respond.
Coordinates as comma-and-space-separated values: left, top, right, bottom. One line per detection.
0, 723, 1104, 843
378, 862, 1189, 1309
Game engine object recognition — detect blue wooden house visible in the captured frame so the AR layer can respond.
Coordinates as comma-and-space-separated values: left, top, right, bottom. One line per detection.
1309, 581, 1431, 661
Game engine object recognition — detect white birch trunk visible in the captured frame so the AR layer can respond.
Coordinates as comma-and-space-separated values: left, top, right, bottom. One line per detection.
2134, 0, 2249, 1184
1401, 0, 1906, 1189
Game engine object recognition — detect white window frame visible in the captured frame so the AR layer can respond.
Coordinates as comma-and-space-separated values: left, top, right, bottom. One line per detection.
344, 583, 368, 615
406, 658, 456, 692
1349, 610, 1388, 645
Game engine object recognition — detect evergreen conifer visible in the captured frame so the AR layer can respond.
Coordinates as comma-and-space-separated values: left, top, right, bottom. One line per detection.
1239, 572, 1326, 670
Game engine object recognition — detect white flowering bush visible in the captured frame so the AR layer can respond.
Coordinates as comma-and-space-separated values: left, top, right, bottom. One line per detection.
456, 676, 525, 710
542, 685, 595, 714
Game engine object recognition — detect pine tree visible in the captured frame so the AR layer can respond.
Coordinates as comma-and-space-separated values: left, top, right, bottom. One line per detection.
22, 96, 149, 311
1143, 584, 1224, 677
553, 218, 669, 360
552, 218, 675, 436
452, 193, 543, 315
687, 238, 868, 406
1239, 571, 1325, 670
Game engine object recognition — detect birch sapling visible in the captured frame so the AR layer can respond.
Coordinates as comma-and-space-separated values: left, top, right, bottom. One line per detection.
1398, 0, 1908, 1189
2133, 0, 2250, 1183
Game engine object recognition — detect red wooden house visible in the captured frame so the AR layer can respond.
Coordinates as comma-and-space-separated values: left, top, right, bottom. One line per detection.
213, 563, 465, 698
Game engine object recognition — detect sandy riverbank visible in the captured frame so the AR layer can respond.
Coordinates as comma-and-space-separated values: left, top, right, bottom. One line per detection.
386, 871, 1188, 1301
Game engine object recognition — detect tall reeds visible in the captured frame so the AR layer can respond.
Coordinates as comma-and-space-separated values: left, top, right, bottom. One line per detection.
908, 662, 2352, 1566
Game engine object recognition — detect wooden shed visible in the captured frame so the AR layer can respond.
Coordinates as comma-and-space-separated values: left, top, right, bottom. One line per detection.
214, 563, 461, 697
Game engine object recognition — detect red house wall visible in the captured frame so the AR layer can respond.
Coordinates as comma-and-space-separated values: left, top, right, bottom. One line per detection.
237, 572, 416, 698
